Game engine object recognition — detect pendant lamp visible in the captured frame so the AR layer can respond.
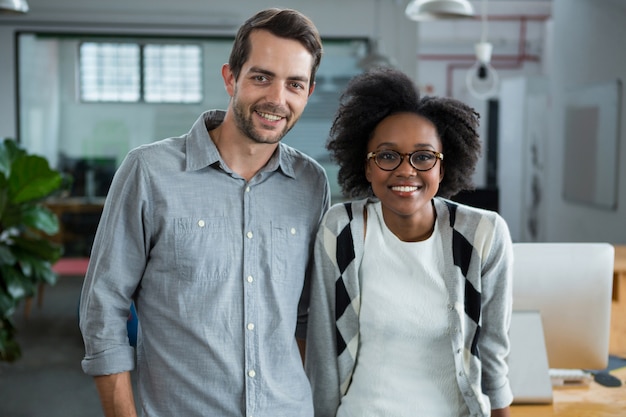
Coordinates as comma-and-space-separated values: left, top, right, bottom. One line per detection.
359, 0, 395, 70
465, 0, 498, 99
405, 0, 475, 21
0, 0, 29, 14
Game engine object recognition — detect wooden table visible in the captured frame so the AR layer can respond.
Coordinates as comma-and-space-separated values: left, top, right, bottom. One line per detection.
610, 245, 626, 356
511, 367, 626, 416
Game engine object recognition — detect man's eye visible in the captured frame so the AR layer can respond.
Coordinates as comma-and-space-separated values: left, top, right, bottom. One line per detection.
290, 82, 305, 90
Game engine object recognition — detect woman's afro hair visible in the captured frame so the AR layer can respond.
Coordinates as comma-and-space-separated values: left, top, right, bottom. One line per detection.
326, 67, 481, 199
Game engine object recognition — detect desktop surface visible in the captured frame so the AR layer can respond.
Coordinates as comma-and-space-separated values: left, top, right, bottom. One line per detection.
510, 366, 626, 416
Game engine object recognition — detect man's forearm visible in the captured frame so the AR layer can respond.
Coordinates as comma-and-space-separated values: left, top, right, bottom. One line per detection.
94, 372, 138, 417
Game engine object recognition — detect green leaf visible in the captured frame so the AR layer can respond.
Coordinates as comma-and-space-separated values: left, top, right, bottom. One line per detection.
0, 245, 16, 265
0, 185, 8, 218
0, 319, 22, 362
0, 138, 64, 363
19, 205, 60, 235
0, 292, 17, 319
0, 140, 17, 179
12, 235, 63, 263
1, 266, 33, 299
37, 265, 58, 286
9, 154, 63, 204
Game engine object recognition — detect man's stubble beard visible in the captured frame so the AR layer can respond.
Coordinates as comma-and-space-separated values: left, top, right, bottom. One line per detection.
231, 93, 299, 145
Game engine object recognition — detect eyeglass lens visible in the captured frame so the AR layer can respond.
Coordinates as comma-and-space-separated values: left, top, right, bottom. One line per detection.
375, 150, 439, 171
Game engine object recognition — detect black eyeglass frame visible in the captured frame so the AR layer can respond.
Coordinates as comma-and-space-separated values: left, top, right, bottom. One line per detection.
366, 149, 444, 172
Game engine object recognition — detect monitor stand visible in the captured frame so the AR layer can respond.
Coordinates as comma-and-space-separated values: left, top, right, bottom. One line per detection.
508, 310, 553, 404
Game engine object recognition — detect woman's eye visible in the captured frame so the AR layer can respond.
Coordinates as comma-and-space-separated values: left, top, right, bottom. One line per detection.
379, 152, 398, 160
415, 153, 434, 161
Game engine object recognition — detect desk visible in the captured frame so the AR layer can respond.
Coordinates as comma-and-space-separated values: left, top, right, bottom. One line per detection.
511, 367, 626, 416
610, 245, 626, 356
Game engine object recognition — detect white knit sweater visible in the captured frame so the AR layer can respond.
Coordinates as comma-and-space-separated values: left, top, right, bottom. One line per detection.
304, 197, 514, 417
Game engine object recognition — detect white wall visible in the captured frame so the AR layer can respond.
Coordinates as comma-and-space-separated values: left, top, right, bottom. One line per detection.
545, 0, 626, 244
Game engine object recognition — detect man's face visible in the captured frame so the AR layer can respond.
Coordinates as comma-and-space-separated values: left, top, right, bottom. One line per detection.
225, 30, 315, 145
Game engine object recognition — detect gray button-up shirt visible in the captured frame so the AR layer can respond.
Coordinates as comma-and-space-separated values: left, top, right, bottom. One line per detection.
80, 110, 330, 417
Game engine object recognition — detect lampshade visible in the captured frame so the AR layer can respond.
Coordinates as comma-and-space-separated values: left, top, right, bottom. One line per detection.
0, 0, 29, 14
405, 0, 475, 21
358, 39, 395, 71
466, 42, 499, 99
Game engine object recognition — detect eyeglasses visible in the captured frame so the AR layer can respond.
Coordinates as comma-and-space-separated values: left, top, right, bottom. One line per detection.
366, 149, 444, 172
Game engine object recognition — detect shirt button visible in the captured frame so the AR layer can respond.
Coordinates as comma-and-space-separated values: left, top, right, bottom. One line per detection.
245, 186, 251, 192
246, 231, 253, 239
198, 220, 205, 228
247, 323, 255, 331
247, 275, 254, 283
248, 370, 256, 378
290, 227, 296, 235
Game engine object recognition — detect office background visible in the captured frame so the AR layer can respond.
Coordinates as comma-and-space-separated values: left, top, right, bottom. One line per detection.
0, 0, 624, 245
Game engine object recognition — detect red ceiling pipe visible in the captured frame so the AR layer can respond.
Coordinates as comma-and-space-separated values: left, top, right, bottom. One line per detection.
418, 15, 549, 96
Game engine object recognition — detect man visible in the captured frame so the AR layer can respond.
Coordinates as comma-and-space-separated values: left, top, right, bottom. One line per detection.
79, 8, 329, 417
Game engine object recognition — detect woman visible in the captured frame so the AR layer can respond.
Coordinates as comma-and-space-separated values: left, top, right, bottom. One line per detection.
305, 67, 513, 417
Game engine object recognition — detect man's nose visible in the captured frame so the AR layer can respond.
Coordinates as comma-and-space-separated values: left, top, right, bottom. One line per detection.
266, 83, 286, 105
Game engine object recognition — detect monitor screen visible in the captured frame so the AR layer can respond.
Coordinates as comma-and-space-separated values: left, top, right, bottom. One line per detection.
58, 155, 116, 198
511, 242, 614, 370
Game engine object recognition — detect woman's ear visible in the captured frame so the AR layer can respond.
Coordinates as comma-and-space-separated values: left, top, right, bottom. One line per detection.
439, 164, 445, 183
365, 160, 372, 183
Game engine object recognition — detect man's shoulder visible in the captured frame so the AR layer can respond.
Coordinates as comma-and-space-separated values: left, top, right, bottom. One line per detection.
125, 136, 185, 164
279, 143, 325, 173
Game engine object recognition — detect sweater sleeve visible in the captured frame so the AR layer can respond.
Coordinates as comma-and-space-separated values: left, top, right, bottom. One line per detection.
479, 213, 514, 409
305, 212, 343, 417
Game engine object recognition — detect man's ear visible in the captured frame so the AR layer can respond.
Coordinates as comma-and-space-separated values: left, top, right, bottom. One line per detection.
308, 81, 316, 98
222, 64, 236, 97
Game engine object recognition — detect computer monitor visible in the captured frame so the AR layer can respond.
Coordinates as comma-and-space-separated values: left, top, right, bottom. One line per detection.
58, 155, 116, 198
511, 242, 614, 370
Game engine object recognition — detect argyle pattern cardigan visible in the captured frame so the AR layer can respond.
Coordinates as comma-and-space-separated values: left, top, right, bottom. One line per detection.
304, 197, 514, 417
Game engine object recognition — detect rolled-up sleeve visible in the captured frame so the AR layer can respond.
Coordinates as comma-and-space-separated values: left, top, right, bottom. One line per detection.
79, 150, 150, 376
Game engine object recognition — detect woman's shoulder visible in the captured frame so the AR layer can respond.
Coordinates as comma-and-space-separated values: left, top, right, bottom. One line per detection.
433, 197, 511, 241
435, 197, 503, 221
321, 198, 370, 231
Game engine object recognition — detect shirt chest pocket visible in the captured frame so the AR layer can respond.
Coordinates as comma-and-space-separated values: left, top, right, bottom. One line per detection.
270, 222, 310, 284
174, 217, 235, 282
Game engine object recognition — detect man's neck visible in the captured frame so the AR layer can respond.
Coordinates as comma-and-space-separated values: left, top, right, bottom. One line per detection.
209, 123, 278, 182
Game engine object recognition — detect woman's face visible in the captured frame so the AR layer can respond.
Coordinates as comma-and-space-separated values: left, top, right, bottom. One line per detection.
365, 112, 444, 223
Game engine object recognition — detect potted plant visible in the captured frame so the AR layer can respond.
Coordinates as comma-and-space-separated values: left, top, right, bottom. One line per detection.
0, 138, 67, 362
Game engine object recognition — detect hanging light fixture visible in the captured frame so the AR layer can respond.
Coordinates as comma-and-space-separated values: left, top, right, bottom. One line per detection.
358, 39, 396, 70
465, 0, 499, 99
405, 0, 475, 21
359, 0, 396, 70
0, 0, 29, 14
